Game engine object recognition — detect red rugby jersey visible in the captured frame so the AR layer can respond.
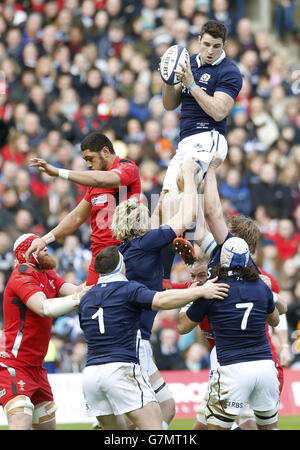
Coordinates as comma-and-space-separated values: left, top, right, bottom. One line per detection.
84, 157, 141, 257
0, 264, 65, 368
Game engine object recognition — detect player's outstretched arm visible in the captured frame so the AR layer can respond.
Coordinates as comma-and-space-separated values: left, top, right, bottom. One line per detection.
152, 277, 229, 310
29, 157, 121, 188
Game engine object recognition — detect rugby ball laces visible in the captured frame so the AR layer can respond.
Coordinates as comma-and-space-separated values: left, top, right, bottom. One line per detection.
160, 44, 189, 85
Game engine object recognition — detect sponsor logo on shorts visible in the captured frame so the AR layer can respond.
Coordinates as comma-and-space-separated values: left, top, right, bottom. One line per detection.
226, 401, 245, 408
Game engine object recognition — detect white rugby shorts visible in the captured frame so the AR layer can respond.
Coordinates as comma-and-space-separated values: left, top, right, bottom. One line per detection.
162, 130, 228, 193
83, 362, 157, 416
137, 336, 158, 379
207, 359, 280, 416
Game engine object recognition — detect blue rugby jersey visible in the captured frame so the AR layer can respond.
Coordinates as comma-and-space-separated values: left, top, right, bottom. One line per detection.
118, 225, 177, 340
78, 279, 156, 366
186, 277, 275, 366
179, 52, 242, 141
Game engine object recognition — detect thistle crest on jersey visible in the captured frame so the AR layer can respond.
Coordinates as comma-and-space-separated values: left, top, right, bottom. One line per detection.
160, 45, 189, 85
220, 237, 250, 268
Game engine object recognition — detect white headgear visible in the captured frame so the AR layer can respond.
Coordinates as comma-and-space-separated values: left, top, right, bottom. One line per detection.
220, 237, 250, 268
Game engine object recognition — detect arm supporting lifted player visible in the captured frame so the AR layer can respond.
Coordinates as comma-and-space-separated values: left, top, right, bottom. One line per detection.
152, 276, 229, 311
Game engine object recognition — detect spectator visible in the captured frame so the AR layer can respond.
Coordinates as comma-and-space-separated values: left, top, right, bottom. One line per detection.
0, 231, 14, 282
152, 327, 187, 371
183, 342, 211, 371
0, 187, 21, 230
209, 0, 242, 37
55, 235, 92, 283
250, 163, 292, 218
273, 0, 297, 40
7, 208, 36, 243
219, 167, 252, 216
1, 131, 29, 167
265, 217, 300, 261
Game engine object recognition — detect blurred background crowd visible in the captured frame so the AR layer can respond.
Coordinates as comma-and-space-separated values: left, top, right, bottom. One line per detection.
0, 0, 299, 374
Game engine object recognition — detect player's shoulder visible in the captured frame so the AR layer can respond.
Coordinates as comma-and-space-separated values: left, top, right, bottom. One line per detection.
8, 264, 38, 288
13, 263, 36, 276
220, 57, 242, 74
116, 157, 138, 169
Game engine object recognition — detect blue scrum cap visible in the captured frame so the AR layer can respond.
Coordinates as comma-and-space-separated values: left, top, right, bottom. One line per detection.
220, 237, 250, 268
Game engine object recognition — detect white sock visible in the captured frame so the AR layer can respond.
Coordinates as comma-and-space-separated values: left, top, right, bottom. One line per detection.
162, 421, 169, 430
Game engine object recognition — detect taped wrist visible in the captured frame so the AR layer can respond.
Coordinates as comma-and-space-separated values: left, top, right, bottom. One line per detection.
42, 232, 55, 245
199, 233, 217, 257
43, 293, 79, 317
58, 168, 70, 180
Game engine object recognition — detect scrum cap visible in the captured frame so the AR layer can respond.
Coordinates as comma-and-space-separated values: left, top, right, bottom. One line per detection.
220, 237, 250, 268
13, 233, 40, 265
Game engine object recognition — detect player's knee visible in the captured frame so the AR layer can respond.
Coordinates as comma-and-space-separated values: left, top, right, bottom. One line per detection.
254, 407, 278, 427
4, 395, 34, 418
32, 401, 57, 426
205, 404, 235, 429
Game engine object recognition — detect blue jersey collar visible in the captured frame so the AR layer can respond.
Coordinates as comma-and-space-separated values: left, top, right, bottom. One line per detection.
196, 50, 226, 68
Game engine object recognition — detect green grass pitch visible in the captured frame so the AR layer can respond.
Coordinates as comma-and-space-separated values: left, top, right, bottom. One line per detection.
0, 415, 299, 430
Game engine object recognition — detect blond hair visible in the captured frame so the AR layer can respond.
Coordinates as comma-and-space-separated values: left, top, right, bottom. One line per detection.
227, 215, 261, 254
111, 197, 149, 242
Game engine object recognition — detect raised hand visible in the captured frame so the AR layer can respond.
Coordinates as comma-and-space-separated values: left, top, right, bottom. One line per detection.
29, 158, 59, 177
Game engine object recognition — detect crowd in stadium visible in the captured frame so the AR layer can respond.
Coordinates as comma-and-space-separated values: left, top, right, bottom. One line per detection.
0, 0, 299, 376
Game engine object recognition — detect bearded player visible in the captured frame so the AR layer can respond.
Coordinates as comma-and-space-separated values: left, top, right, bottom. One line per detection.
0, 233, 89, 430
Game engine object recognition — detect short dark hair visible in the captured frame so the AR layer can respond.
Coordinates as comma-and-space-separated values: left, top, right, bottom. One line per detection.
94, 246, 120, 275
199, 20, 227, 43
80, 131, 115, 154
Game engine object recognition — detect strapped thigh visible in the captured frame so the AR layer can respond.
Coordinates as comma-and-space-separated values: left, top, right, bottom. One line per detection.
4, 395, 34, 418
32, 401, 56, 425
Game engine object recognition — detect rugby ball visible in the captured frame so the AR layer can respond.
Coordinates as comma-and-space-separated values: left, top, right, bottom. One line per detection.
160, 45, 189, 85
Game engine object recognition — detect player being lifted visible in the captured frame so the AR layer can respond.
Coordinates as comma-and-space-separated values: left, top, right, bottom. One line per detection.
159, 19, 243, 277
161, 20, 242, 196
